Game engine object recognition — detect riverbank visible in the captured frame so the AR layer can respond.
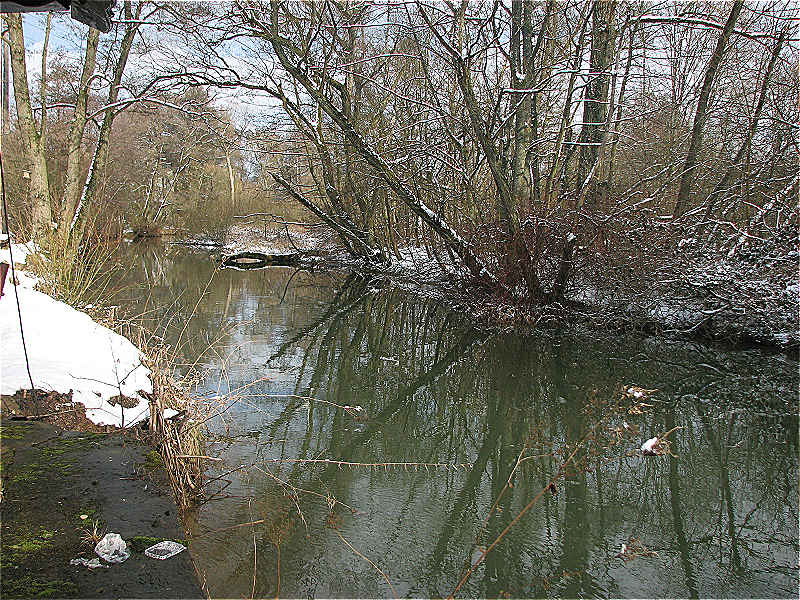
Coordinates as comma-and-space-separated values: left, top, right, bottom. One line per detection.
0, 242, 153, 427
0, 241, 204, 597
180, 222, 799, 352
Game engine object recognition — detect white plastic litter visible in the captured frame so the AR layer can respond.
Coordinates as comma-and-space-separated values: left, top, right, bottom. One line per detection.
144, 540, 186, 560
70, 557, 108, 569
94, 533, 130, 564
641, 437, 659, 455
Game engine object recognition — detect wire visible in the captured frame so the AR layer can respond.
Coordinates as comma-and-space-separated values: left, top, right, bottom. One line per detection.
0, 149, 36, 398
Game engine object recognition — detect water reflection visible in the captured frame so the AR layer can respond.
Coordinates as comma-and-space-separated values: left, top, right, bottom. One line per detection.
116, 246, 799, 599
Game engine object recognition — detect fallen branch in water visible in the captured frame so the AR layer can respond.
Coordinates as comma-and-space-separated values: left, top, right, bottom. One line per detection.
193, 519, 267, 538
175, 454, 222, 461
254, 464, 358, 515
333, 528, 398, 599
257, 458, 473, 471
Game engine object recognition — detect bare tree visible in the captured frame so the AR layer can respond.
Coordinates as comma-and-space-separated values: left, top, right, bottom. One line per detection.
58, 27, 100, 236
139, 0, 796, 311
674, 0, 744, 218
575, 0, 617, 207
72, 1, 144, 232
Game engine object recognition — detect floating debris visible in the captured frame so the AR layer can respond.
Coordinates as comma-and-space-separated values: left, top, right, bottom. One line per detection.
641, 437, 660, 455
623, 385, 657, 401
343, 405, 367, 421
616, 537, 658, 561
641, 426, 682, 456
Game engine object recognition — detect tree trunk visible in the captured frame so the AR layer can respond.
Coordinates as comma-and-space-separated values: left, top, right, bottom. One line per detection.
674, 0, 744, 218
544, 5, 592, 208
226, 150, 236, 205
575, 0, 617, 207
5, 13, 52, 230
38, 14, 51, 150
510, 0, 549, 210
607, 24, 636, 180
60, 27, 100, 234
2, 35, 10, 135
73, 1, 140, 231
509, 0, 527, 210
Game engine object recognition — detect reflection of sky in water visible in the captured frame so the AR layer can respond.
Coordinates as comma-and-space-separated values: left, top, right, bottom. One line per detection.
117, 247, 799, 599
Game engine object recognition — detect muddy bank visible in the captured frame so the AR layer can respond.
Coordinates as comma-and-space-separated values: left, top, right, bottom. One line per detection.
0, 420, 204, 598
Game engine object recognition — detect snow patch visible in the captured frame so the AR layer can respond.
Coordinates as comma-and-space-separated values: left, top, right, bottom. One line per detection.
1, 241, 40, 266
1, 245, 153, 427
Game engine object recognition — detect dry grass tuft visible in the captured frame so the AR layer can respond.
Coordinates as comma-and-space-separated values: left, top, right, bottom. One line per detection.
79, 519, 106, 548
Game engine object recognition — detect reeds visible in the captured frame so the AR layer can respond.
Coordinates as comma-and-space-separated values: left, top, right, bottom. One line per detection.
137, 336, 208, 509
112, 268, 232, 510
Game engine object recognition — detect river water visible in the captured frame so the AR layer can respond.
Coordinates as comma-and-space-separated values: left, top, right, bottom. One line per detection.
116, 245, 798, 599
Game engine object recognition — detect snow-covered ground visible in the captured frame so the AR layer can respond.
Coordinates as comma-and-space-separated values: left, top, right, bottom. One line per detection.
569, 238, 799, 349
1, 242, 153, 427
223, 222, 336, 259
341, 246, 457, 283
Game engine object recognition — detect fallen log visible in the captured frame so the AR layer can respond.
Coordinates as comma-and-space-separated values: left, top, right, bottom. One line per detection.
221, 251, 316, 269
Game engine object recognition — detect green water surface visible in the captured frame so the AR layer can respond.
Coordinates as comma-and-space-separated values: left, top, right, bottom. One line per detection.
117, 246, 798, 599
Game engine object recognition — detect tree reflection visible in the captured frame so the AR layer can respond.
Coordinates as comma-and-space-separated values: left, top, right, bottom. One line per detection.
115, 249, 799, 599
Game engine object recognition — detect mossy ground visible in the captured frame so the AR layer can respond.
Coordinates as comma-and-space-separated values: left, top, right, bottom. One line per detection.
0, 422, 26, 440
2, 524, 78, 598
0, 420, 202, 598
140, 449, 165, 472
0, 422, 89, 598
2, 575, 79, 598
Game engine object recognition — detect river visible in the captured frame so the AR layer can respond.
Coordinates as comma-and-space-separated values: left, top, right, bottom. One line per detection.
115, 244, 798, 599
